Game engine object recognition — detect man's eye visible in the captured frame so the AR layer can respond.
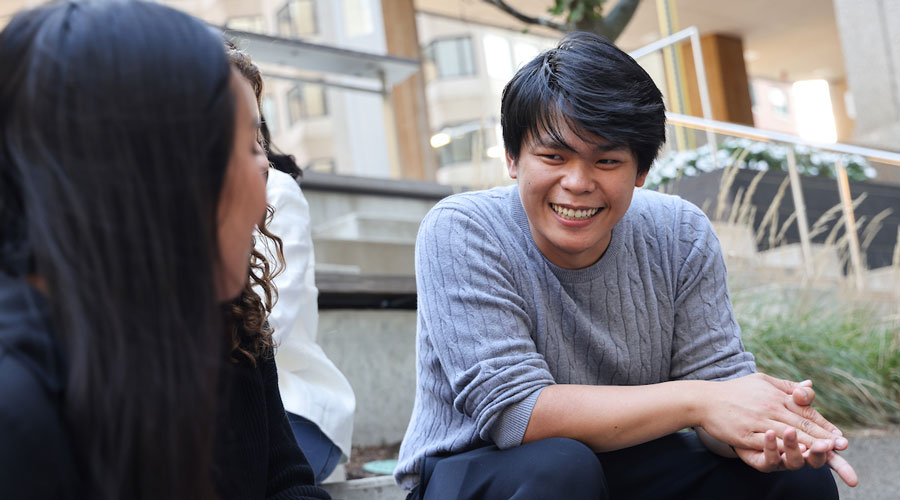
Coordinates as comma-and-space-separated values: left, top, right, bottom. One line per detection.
597, 159, 620, 165
540, 154, 562, 161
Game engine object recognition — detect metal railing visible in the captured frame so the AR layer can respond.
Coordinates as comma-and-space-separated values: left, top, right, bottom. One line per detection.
665, 112, 900, 289
630, 29, 900, 289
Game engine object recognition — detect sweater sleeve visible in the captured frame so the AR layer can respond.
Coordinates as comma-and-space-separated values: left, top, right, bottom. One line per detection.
416, 205, 555, 449
261, 355, 331, 500
669, 202, 756, 381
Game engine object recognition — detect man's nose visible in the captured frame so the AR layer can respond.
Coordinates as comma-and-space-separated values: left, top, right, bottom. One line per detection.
559, 162, 595, 193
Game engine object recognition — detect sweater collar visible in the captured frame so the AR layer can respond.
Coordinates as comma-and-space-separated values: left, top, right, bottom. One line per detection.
508, 185, 629, 283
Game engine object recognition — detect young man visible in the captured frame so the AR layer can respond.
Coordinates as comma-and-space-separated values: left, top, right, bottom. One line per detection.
396, 32, 857, 499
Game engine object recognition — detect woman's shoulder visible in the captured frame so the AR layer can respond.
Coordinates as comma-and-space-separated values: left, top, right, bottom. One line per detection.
0, 343, 77, 496
0, 345, 63, 430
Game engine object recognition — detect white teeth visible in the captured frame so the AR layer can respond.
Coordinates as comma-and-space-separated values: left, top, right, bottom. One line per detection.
551, 203, 599, 220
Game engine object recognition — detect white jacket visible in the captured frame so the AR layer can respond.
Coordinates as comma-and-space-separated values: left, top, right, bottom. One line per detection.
255, 169, 355, 459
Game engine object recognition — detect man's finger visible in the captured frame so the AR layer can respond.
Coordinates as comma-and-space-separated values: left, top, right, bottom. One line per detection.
802, 439, 831, 469
782, 428, 805, 470
759, 373, 797, 395
782, 397, 845, 442
763, 430, 780, 468
827, 450, 859, 487
792, 386, 815, 406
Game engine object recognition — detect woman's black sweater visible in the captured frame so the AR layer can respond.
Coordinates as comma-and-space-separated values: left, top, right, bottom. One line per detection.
0, 273, 331, 499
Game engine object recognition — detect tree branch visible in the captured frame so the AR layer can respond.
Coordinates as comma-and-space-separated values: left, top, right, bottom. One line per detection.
481, 0, 568, 32
603, 0, 641, 39
574, 0, 642, 40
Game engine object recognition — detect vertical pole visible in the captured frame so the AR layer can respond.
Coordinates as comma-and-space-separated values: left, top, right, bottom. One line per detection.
835, 159, 865, 290
785, 148, 813, 279
656, 0, 689, 153
689, 28, 718, 170
380, 70, 402, 179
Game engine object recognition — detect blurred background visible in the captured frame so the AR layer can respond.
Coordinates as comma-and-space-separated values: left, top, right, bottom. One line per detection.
2, 1, 897, 497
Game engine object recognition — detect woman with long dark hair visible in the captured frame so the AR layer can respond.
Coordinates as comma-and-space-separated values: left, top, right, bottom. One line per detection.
0, 1, 329, 499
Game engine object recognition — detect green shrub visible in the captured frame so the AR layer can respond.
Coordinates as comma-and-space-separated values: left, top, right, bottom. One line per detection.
735, 291, 900, 428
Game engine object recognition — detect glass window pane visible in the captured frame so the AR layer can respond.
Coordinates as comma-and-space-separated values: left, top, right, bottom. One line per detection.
277, 4, 292, 37
431, 37, 475, 79
513, 42, 539, 70
290, 0, 316, 36
483, 34, 512, 80
302, 85, 327, 118
287, 86, 303, 125
261, 95, 279, 136
226, 16, 264, 33
344, 0, 374, 37
277, 0, 317, 37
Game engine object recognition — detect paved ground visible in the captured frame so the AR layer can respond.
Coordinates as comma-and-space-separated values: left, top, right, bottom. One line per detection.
834, 429, 900, 500
325, 428, 900, 499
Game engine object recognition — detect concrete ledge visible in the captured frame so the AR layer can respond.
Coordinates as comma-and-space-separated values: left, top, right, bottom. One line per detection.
320, 476, 406, 500
302, 171, 454, 200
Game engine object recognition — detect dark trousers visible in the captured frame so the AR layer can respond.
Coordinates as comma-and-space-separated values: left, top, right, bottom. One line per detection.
287, 413, 342, 484
411, 432, 839, 500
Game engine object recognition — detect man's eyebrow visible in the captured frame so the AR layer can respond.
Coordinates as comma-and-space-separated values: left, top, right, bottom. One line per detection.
592, 143, 627, 153
532, 135, 577, 153
532, 135, 626, 154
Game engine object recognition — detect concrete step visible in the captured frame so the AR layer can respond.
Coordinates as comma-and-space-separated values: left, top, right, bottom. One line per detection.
313, 238, 415, 276
313, 213, 422, 244
321, 476, 405, 500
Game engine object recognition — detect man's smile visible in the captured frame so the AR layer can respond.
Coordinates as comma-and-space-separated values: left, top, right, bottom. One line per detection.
549, 202, 602, 221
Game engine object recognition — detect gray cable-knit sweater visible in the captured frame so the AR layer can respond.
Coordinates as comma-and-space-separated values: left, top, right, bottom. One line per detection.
395, 185, 756, 490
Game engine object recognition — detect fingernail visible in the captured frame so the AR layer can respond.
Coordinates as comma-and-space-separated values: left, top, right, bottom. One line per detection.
836, 437, 848, 447
832, 428, 843, 436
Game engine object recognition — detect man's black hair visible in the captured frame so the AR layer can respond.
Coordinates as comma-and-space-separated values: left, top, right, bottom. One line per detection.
501, 31, 666, 175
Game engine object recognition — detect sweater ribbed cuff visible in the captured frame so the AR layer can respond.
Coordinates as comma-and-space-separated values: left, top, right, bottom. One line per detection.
491, 388, 544, 449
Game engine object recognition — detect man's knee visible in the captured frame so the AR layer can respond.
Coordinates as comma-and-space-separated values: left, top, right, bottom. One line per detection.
424, 438, 607, 500
767, 466, 838, 500
512, 438, 606, 500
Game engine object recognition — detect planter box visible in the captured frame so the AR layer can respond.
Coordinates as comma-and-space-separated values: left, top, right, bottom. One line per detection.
667, 169, 900, 270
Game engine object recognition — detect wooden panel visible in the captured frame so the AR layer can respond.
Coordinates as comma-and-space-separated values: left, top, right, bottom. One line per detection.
380, 0, 438, 181
681, 33, 754, 125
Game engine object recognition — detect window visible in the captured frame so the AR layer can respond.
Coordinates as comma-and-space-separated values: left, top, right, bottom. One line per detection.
287, 86, 303, 125
261, 95, 279, 136
225, 15, 264, 33
343, 0, 374, 37
434, 125, 498, 168
513, 42, 539, 70
768, 87, 789, 117
287, 83, 328, 125
749, 81, 757, 111
425, 37, 476, 79
277, 0, 317, 38
304, 157, 336, 173
483, 34, 513, 80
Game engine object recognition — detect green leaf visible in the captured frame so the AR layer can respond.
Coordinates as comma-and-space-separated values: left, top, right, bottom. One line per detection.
548, 0, 568, 16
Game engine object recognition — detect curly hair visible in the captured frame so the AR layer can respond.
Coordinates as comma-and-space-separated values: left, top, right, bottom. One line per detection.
225, 42, 288, 364
227, 206, 285, 364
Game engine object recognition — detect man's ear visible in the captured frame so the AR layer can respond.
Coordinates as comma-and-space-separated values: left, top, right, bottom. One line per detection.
635, 169, 648, 188
506, 150, 518, 179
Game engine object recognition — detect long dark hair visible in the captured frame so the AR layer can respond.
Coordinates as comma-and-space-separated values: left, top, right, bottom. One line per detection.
0, 2, 234, 499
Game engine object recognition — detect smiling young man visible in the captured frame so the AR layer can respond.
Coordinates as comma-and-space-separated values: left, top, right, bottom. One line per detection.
395, 32, 855, 500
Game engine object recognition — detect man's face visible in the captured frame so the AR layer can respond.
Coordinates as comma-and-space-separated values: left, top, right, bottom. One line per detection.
506, 121, 647, 269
